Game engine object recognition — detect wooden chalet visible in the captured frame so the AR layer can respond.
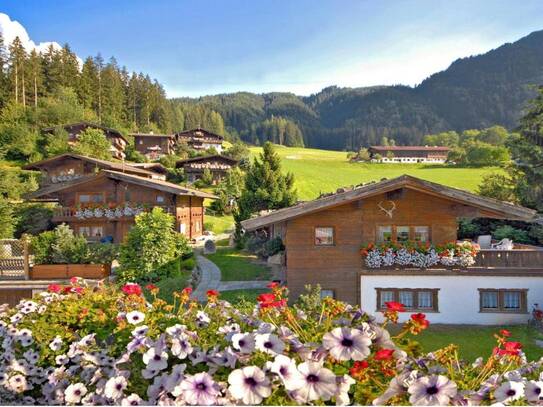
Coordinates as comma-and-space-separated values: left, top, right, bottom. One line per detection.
127, 163, 169, 180
132, 133, 175, 159
369, 146, 450, 163
175, 155, 238, 184
175, 128, 224, 153
42, 122, 128, 160
24, 154, 215, 242
241, 175, 542, 324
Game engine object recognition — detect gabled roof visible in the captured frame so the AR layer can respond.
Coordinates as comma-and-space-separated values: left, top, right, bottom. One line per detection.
26, 170, 216, 200
22, 153, 155, 178
369, 146, 450, 152
131, 133, 174, 139
241, 175, 538, 231
175, 154, 238, 168
175, 127, 224, 141
42, 121, 127, 143
128, 162, 169, 174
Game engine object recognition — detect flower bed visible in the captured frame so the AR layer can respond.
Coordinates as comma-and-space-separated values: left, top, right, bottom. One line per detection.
0, 281, 539, 405
360, 241, 480, 269
74, 204, 145, 220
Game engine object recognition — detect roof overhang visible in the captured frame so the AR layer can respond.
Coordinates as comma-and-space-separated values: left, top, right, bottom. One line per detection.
241, 175, 538, 231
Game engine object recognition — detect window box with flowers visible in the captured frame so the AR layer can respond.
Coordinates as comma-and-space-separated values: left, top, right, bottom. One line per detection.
74, 203, 147, 220
360, 241, 480, 269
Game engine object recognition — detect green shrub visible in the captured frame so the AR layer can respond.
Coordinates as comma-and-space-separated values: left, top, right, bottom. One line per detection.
261, 236, 284, 257
14, 204, 54, 237
31, 224, 118, 265
117, 207, 192, 283
492, 225, 531, 244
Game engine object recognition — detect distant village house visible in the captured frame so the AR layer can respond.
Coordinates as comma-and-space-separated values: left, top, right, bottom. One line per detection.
42, 122, 127, 160
132, 133, 176, 160
176, 155, 238, 184
175, 128, 224, 154
369, 146, 450, 163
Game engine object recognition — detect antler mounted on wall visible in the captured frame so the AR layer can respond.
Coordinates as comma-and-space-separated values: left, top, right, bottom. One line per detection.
378, 200, 396, 219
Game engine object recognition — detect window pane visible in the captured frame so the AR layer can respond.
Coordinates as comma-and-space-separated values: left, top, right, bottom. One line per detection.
79, 194, 90, 203
379, 291, 394, 308
414, 226, 429, 242
504, 292, 521, 309
156, 195, 165, 203
481, 291, 498, 309
397, 226, 410, 242
418, 291, 433, 308
91, 194, 103, 203
377, 226, 392, 243
315, 227, 334, 245
320, 290, 334, 299
399, 291, 414, 308
91, 227, 103, 237
78, 227, 91, 237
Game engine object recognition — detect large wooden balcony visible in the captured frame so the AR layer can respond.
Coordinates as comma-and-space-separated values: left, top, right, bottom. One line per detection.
52, 205, 176, 222
474, 246, 543, 269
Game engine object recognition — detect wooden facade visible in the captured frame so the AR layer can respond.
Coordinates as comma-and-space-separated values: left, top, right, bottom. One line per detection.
242, 175, 540, 305
369, 146, 450, 163
176, 155, 238, 184
175, 128, 224, 153
132, 133, 175, 159
24, 154, 215, 243
42, 122, 127, 160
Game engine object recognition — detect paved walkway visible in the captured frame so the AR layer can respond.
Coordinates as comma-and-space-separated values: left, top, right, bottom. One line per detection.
193, 254, 270, 301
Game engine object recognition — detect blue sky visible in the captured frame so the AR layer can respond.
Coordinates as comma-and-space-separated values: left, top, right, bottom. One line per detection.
1, 0, 542, 97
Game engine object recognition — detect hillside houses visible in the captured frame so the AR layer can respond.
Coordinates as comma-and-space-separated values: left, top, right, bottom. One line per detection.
369, 146, 450, 163
42, 122, 128, 160
176, 155, 238, 184
132, 133, 176, 159
241, 175, 543, 325
175, 128, 224, 153
23, 154, 215, 242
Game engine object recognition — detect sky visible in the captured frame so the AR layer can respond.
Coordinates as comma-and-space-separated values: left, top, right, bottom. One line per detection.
1, 0, 542, 98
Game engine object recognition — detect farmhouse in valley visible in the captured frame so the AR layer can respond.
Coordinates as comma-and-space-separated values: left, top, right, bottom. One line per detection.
369, 146, 450, 163
132, 133, 176, 159
42, 121, 128, 160
176, 155, 239, 184
23, 154, 215, 242
175, 128, 224, 153
241, 175, 542, 325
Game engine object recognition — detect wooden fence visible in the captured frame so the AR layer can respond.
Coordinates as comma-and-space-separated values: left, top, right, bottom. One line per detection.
0, 238, 30, 279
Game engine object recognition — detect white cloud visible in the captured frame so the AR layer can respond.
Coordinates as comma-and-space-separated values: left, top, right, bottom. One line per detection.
0, 13, 62, 53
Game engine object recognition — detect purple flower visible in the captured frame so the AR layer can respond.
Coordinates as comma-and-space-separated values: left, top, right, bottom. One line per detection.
408, 375, 457, 406
288, 361, 337, 402
178, 372, 221, 405
322, 327, 372, 361
493, 381, 525, 404
228, 366, 271, 404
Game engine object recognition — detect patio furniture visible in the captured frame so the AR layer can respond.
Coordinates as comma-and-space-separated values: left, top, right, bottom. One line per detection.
477, 235, 492, 249
491, 238, 514, 250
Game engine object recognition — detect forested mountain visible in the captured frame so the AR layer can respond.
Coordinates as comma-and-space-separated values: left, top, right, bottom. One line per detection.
174, 29, 543, 150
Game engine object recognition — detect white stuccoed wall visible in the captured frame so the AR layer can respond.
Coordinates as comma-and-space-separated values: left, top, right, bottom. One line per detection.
360, 275, 543, 325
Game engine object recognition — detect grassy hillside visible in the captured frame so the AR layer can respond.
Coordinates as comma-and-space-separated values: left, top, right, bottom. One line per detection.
249, 145, 503, 201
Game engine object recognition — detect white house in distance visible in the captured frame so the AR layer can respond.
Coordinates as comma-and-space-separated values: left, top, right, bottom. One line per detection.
369, 146, 450, 163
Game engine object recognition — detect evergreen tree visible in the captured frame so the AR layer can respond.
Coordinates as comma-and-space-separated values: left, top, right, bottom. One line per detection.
27, 49, 43, 108
71, 128, 112, 159
0, 32, 8, 107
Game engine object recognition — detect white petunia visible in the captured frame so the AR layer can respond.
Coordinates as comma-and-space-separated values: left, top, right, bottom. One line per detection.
270, 355, 303, 390
322, 327, 372, 361
143, 348, 169, 371
231, 332, 255, 354
408, 375, 458, 406
104, 376, 128, 400
65, 383, 88, 404
526, 380, 543, 403
131, 325, 149, 337
171, 333, 193, 359
121, 393, 143, 405
177, 372, 221, 405
126, 311, 145, 325
6, 374, 28, 393
335, 374, 356, 406
493, 381, 525, 404
228, 366, 272, 405
255, 333, 285, 356
288, 361, 337, 402
49, 336, 63, 351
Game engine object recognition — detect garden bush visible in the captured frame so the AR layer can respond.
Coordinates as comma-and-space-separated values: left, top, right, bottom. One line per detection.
492, 225, 531, 244
117, 208, 192, 283
260, 236, 285, 257
31, 224, 118, 265
0, 281, 540, 405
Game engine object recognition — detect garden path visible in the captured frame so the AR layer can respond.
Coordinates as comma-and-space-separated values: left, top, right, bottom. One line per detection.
193, 254, 270, 301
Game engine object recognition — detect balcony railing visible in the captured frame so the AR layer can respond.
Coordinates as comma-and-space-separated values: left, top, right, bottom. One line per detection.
474, 248, 543, 269
53, 205, 176, 220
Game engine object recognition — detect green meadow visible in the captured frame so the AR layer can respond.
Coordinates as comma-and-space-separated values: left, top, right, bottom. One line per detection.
249, 145, 503, 201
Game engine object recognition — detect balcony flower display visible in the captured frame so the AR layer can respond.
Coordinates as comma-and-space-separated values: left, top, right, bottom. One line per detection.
360, 241, 479, 269
74, 204, 145, 220
0, 281, 537, 405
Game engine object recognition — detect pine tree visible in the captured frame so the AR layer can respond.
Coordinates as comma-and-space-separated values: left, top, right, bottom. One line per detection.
8, 37, 27, 105
0, 31, 8, 107
78, 57, 98, 110
27, 49, 43, 108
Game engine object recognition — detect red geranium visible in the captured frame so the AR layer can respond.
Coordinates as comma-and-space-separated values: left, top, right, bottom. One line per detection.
47, 284, 62, 293
257, 293, 276, 303
500, 329, 511, 337
385, 302, 405, 312
206, 289, 219, 297
145, 284, 158, 291
374, 348, 395, 361
121, 283, 142, 296
267, 282, 279, 289
350, 360, 369, 378
69, 277, 79, 285
494, 341, 523, 357
182, 287, 193, 295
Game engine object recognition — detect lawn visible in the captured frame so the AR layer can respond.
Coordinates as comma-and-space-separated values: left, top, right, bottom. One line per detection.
205, 247, 272, 281
218, 288, 267, 303
145, 271, 192, 304
391, 324, 543, 362
204, 214, 234, 235
249, 145, 504, 201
